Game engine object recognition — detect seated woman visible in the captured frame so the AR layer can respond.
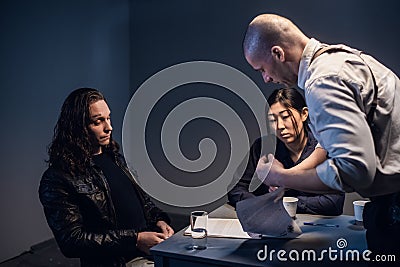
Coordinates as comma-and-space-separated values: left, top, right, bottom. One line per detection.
228, 88, 344, 216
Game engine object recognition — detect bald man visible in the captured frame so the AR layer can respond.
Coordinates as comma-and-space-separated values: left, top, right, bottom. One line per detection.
243, 14, 400, 259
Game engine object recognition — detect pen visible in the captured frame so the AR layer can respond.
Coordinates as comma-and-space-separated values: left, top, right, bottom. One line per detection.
303, 222, 339, 227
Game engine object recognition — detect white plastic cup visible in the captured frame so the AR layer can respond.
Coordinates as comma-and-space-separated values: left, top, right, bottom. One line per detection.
283, 197, 298, 219
353, 200, 370, 222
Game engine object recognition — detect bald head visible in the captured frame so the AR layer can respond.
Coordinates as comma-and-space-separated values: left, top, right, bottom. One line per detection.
243, 14, 308, 60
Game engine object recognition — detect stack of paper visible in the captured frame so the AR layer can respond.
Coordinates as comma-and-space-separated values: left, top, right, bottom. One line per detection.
184, 218, 252, 239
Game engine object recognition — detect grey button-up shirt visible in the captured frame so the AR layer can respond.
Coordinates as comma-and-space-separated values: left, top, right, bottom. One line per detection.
298, 38, 400, 197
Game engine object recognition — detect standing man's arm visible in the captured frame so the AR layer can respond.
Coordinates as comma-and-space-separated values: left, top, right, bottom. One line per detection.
256, 153, 335, 193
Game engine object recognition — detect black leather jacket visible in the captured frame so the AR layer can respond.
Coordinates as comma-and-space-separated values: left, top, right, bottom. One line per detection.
39, 153, 170, 267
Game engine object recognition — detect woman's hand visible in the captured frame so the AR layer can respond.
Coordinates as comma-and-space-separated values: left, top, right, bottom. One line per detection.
156, 220, 174, 238
137, 232, 167, 255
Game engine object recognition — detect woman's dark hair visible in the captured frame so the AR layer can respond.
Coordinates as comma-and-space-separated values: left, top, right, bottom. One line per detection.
266, 88, 308, 138
47, 88, 119, 175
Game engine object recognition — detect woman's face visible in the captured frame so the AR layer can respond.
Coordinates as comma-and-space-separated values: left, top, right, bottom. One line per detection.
267, 102, 308, 145
87, 100, 112, 154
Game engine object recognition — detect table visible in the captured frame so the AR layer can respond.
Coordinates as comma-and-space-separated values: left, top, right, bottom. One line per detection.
151, 204, 368, 267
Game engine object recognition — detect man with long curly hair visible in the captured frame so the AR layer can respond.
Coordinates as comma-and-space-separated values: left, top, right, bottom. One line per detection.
39, 88, 173, 266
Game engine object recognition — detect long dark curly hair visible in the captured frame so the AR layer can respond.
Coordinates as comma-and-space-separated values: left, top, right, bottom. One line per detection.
47, 88, 119, 175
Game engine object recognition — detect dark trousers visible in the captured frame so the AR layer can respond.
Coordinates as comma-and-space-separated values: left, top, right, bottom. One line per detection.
363, 192, 400, 266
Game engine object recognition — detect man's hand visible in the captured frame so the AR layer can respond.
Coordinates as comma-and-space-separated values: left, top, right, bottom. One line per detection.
269, 186, 279, 192
256, 154, 285, 187
256, 152, 333, 194
156, 220, 174, 238
137, 232, 167, 255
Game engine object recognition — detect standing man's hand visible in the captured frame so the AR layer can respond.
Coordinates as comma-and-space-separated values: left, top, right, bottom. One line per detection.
256, 154, 285, 187
269, 186, 279, 192
156, 220, 174, 237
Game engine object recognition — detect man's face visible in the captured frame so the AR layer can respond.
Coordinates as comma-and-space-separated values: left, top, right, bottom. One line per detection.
88, 100, 112, 154
245, 51, 297, 88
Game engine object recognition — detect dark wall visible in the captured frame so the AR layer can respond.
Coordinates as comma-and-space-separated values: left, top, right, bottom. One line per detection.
1, 0, 399, 262
0, 0, 131, 262
130, 0, 400, 215
131, 0, 400, 91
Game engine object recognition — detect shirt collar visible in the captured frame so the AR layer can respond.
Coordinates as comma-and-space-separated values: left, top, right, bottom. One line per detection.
297, 38, 322, 89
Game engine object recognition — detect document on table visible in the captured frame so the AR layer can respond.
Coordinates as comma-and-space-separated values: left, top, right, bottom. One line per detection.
236, 188, 302, 239
184, 218, 252, 239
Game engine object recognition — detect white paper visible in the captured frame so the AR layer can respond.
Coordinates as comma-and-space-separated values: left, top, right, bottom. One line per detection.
184, 218, 252, 239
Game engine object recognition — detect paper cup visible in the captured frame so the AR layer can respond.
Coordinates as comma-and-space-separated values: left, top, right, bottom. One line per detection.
353, 200, 370, 222
283, 197, 298, 218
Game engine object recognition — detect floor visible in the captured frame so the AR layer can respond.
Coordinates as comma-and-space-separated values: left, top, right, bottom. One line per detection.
0, 239, 79, 267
